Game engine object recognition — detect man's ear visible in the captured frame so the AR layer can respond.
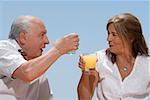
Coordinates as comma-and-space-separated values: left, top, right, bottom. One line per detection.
19, 32, 27, 45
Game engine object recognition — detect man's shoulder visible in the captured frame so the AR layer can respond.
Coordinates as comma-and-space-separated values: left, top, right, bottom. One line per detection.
0, 39, 13, 46
0, 39, 17, 50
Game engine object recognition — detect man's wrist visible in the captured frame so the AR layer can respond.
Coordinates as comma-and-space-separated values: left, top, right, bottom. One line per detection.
52, 46, 62, 56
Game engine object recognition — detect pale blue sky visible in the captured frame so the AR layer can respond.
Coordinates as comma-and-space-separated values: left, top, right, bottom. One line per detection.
0, 0, 149, 100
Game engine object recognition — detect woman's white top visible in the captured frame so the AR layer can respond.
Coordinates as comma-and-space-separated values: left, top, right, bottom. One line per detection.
95, 49, 150, 100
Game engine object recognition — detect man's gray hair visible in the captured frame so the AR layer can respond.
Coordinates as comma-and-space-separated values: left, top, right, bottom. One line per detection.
8, 16, 32, 39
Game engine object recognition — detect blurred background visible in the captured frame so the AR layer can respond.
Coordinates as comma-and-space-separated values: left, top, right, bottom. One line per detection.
0, 0, 149, 99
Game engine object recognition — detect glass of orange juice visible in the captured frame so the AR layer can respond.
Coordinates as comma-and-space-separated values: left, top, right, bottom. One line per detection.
82, 53, 97, 74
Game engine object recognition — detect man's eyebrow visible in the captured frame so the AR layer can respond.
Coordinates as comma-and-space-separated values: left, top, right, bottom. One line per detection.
45, 30, 47, 34
42, 30, 47, 34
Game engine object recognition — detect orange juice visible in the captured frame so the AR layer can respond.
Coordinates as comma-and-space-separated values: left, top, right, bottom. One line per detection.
83, 54, 97, 69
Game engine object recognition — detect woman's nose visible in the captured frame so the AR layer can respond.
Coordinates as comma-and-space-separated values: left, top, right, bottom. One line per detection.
107, 34, 113, 42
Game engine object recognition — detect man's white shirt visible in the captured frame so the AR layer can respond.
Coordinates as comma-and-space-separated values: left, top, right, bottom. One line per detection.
0, 39, 53, 100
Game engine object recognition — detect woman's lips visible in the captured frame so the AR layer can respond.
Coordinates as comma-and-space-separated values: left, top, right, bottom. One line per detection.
109, 44, 113, 47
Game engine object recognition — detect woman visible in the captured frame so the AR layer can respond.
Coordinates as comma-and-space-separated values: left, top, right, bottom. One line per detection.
78, 13, 149, 100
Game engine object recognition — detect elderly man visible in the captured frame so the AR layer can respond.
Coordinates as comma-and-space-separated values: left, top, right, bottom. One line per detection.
0, 16, 79, 100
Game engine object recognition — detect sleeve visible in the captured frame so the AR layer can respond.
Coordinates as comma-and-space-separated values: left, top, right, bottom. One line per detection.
0, 47, 27, 79
38, 75, 53, 100
95, 49, 105, 74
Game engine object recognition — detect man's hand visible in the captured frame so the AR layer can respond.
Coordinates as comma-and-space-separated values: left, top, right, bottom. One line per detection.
54, 33, 79, 55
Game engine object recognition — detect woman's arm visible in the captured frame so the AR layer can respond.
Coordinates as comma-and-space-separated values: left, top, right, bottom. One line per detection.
77, 70, 99, 100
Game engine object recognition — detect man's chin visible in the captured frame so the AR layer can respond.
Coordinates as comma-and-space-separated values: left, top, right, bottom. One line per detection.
33, 53, 42, 58
37, 53, 42, 57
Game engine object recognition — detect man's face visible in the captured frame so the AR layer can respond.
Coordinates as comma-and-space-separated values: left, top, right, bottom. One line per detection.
24, 22, 49, 59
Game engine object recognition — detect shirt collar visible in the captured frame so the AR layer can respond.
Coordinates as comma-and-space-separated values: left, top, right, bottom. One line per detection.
9, 39, 28, 60
8, 39, 22, 50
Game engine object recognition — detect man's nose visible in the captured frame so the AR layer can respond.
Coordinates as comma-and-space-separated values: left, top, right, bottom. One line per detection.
44, 35, 49, 44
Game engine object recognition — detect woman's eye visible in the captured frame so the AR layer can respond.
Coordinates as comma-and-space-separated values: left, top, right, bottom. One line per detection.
113, 33, 117, 36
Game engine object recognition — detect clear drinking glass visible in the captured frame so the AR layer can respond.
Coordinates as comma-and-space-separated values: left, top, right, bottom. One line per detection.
67, 50, 76, 55
51, 32, 78, 55
67, 32, 78, 55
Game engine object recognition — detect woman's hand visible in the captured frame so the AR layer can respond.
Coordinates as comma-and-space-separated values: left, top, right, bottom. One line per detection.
78, 54, 100, 100
78, 54, 86, 71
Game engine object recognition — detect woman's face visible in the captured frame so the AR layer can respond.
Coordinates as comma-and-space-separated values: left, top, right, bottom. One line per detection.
107, 24, 125, 55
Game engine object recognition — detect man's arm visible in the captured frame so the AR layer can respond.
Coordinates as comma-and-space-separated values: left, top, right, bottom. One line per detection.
12, 47, 61, 83
12, 34, 79, 83
77, 70, 99, 100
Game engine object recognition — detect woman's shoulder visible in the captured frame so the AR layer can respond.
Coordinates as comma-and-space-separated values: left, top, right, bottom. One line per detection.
138, 55, 150, 60
96, 49, 106, 55
139, 47, 150, 60
137, 55, 150, 68
96, 49, 107, 61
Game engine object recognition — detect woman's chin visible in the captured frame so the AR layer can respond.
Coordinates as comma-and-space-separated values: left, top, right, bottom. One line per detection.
108, 47, 113, 51
109, 48, 116, 54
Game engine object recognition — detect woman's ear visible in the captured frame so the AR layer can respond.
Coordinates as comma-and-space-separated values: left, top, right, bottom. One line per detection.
131, 39, 134, 43
18, 32, 27, 45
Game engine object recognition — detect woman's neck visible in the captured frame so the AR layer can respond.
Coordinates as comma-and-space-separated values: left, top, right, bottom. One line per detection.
116, 53, 135, 65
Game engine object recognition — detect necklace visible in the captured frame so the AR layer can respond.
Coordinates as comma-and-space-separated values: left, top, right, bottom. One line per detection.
121, 66, 128, 72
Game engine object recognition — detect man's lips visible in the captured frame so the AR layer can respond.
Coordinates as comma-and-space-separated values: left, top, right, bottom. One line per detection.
40, 49, 43, 52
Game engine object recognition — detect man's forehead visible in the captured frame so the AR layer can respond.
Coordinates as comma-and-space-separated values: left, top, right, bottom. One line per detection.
19, 16, 44, 26
33, 23, 47, 34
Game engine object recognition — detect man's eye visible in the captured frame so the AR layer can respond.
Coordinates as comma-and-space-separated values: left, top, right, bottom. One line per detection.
41, 34, 45, 36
